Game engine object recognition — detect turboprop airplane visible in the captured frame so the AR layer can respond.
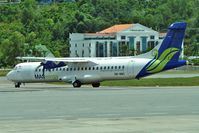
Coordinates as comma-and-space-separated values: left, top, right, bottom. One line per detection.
7, 22, 187, 88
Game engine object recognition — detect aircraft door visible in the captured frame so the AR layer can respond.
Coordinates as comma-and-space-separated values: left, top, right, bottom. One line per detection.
127, 60, 134, 78
14, 65, 23, 81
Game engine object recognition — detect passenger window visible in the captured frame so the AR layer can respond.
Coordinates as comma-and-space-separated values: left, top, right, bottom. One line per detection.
66, 68, 69, 71
81, 67, 84, 70
93, 67, 95, 70
122, 66, 125, 69
119, 66, 121, 69
63, 68, 65, 71
85, 67, 87, 70
104, 66, 106, 69
56, 68, 58, 71
89, 67, 91, 70
96, 67, 98, 70
39, 69, 41, 72
77, 67, 80, 71
111, 66, 114, 69
107, 66, 110, 69
60, 68, 62, 71
74, 68, 76, 71
100, 67, 103, 70
70, 68, 72, 71
115, 66, 117, 69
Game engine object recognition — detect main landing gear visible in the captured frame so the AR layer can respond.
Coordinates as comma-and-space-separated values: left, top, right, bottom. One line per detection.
92, 83, 100, 88
15, 82, 21, 88
72, 80, 100, 88
72, 80, 81, 88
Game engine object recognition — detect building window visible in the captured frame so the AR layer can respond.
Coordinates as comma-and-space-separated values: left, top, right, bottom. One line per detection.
75, 50, 78, 57
136, 41, 140, 54
150, 36, 155, 39
141, 36, 147, 52
82, 50, 84, 57
121, 36, 126, 40
148, 41, 155, 49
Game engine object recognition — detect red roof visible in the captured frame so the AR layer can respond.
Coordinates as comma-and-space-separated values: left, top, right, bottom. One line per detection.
99, 24, 132, 33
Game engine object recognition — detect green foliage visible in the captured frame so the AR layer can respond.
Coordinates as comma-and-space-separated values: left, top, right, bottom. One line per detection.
0, 0, 199, 67
102, 77, 199, 86
190, 58, 199, 65
0, 70, 10, 76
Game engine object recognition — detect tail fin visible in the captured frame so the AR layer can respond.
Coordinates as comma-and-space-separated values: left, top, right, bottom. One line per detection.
135, 22, 187, 78
138, 22, 186, 60
157, 22, 186, 60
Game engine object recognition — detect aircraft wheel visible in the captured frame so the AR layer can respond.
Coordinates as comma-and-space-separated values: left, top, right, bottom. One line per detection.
92, 83, 100, 88
73, 80, 81, 88
15, 82, 21, 88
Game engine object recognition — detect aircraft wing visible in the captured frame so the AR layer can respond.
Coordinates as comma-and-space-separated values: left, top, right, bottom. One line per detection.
16, 57, 90, 63
45, 58, 90, 63
16, 57, 93, 69
16, 57, 46, 61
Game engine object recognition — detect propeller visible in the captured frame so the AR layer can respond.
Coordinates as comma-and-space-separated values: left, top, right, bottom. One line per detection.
35, 60, 66, 79
35, 62, 46, 78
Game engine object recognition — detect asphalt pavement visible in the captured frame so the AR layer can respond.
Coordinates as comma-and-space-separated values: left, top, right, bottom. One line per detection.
0, 77, 199, 133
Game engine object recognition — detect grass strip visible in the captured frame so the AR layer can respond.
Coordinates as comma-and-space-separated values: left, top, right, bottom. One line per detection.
0, 70, 10, 76
101, 77, 199, 86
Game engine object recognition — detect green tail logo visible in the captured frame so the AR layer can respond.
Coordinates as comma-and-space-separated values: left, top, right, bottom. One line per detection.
146, 48, 179, 73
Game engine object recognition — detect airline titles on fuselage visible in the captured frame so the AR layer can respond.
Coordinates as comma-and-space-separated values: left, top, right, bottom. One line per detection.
34, 65, 126, 80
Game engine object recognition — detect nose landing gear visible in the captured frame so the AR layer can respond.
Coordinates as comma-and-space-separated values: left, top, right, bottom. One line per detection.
15, 82, 21, 88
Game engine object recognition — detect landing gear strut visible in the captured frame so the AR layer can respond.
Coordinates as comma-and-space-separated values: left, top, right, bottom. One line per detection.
73, 80, 81, 88
15, 82, 21, 88
92, 83, 100, 88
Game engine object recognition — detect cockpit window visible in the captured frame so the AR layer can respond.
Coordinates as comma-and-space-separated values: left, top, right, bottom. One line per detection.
14, 65, 22, 70
14, 66, 18, 70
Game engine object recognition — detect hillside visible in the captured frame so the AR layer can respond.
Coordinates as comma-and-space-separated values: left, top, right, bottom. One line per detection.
0, 0, 198, 67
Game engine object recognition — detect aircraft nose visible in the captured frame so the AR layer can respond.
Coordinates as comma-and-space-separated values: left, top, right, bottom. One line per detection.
6, 71, 13, 81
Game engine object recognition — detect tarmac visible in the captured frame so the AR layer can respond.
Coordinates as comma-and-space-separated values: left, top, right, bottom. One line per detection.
0, 77, 199, 133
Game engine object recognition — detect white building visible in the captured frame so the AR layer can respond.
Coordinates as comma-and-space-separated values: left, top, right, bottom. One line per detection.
69, 23, 162, 57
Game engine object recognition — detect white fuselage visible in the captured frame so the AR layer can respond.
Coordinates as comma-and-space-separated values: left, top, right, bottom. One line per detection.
7, 57, 150, 84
